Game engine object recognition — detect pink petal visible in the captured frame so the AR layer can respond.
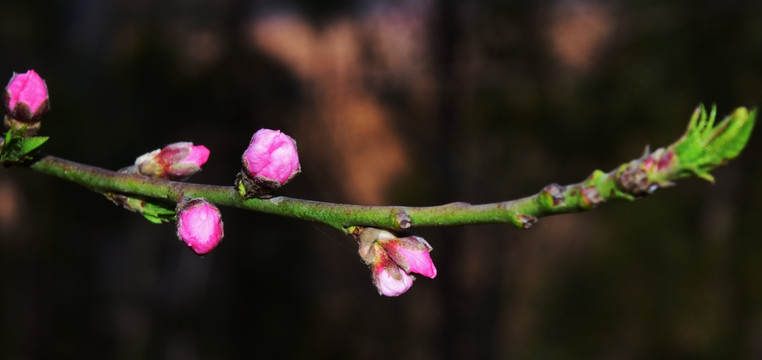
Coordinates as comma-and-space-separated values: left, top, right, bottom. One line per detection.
185, 145, 210, 167
382, 236, 437, 278
390, 245, 437, 278
373, 264, 415, 297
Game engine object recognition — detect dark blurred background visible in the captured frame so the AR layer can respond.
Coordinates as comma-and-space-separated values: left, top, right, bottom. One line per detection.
1, 0, 761, 358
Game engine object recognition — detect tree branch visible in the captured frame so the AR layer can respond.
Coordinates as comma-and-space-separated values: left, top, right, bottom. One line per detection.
18, 105, 756, 234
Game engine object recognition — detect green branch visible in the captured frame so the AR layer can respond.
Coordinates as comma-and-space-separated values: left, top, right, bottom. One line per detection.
15, 105, 756, 234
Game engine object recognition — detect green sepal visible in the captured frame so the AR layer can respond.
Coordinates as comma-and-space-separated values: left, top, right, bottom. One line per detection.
237, 180, 247, 198
4, 128, 12, 146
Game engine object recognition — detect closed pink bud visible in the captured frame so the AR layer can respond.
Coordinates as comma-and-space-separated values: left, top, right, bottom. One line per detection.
237, 129, 300, 198
176, 199, 224, 255
135, 142, 210, 180
379, 236, 437, 279
4, 70, 49, 122
370, 243, 415, 296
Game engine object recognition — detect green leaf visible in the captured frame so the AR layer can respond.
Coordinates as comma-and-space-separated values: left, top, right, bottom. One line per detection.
19, 136, 49, 156
119, 196, 177, 224
142, 213, 167, 224
0, 127, 50, 163
138, 200, 176, 224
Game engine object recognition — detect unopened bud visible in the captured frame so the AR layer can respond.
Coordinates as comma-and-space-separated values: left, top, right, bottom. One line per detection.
356, 227, 437, 296
236, 128, 300, 198
176, 198, 224, 255
135, 142, 210, 180
4, 70, 50, 134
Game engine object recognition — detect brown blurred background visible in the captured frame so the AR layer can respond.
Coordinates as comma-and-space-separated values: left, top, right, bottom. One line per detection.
1, 0, 761, 358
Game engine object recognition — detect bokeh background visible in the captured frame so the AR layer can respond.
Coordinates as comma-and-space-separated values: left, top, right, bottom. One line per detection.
1, 0, 761, 358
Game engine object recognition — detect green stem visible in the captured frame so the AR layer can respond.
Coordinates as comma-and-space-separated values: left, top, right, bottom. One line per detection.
20, 105, 756, 234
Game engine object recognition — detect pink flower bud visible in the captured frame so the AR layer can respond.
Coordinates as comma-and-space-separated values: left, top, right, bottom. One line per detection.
356, 227, 437, 296
369, 243, 415, 296
4, 70, 49, 123
378, 235, 437, 279
135, 142, 210, 180
237, 129, 300, 198
176, 199, 224, 255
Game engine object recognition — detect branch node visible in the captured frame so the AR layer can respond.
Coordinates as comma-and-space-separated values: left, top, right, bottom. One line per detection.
394, 210, 412, 229
516, 214, 538, 229
580, 186, 603, 208
616, 163, 650, 196
539, 183, 566, 208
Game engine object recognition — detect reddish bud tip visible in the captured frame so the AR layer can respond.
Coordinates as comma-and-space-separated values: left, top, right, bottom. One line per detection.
176, 199, 224, 255
379, 236, 437, 279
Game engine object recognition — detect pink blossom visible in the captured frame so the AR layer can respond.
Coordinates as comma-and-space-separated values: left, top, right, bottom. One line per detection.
135, 142, 210, 180
380, 236, 437, 279
176, 199, 224, 255
242, 128, 300, 187
4, 70, 49, 122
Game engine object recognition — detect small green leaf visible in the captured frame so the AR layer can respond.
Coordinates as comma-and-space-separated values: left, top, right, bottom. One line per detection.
19, 136, 49, 156
139, 201, 176, 223
118, 196, 177, 224
141, 213, 165, 224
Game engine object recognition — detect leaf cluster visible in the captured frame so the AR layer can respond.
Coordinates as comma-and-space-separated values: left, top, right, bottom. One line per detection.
0, 126, 49, 164
673, 104, 756, 182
